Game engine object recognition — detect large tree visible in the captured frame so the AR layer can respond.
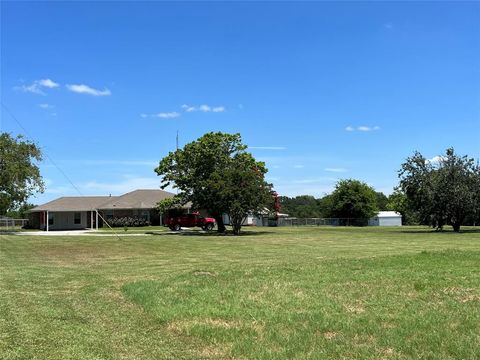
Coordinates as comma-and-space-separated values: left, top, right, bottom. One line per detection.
328, 179, 378, 221
398, 148, 480, 232
0, 133, 44, 215
155, 132, 274, 234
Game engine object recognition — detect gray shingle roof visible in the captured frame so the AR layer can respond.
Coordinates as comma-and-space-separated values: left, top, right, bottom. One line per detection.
97, 189, 175, 209
30, 196, 116, 212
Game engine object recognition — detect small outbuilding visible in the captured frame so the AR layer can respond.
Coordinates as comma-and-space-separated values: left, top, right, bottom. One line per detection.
368, 211, 402, 226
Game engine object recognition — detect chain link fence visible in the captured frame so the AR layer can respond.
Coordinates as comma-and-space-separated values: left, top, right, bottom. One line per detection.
276, 217, 369, 227
0, 218, 29, 231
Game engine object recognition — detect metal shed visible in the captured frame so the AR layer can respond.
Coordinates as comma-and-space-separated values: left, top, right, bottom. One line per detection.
368, 211, 402, 226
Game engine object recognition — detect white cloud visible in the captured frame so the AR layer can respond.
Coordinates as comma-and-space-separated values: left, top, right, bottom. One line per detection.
155, 112, 180, 119
293, 165, 305, 169
66, 84, 111, 96
38, 79, 59, 88
347, 125, 381, 132
249, 146, 287, 150
181, 104, 226, 113
324, 167, 347, 173
184, 106, 196, 112
39, 103, 53, 109
357, 126, 372, 132
426, 156, 445, 165
16, 78, 59, 95
140, 113, 148, 118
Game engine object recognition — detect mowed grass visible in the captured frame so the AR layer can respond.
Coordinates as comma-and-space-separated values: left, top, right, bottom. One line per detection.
1, 227, 479, 359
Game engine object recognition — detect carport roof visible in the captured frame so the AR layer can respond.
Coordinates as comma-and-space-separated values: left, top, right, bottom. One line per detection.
30, 196, 116, 212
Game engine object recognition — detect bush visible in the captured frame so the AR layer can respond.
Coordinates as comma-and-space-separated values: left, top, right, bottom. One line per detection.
107, 217, 150, 227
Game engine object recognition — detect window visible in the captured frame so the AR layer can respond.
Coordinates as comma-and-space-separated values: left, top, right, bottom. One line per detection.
48, 213, 54, 225
74, 212, 81, 224
106, 210, 113, 219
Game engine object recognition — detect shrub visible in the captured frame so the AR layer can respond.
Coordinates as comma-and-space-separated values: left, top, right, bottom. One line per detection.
107, 217, 150, 227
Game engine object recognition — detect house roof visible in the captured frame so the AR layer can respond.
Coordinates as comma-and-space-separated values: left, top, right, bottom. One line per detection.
97, 189, 175, 209
30, 196, 116, 212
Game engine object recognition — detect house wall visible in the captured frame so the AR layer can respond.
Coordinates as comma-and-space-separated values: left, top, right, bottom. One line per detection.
46, 211, 88, 230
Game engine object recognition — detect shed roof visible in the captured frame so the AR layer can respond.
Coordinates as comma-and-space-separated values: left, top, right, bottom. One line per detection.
30, 196, 115, 212
377, 211, 402, 218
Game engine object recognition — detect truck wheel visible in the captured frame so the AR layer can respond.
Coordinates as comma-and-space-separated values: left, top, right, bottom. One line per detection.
204, 223, 214, 231
173, 224, 181, 231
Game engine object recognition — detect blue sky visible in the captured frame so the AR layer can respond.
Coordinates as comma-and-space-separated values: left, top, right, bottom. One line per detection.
1, 1, 479, 204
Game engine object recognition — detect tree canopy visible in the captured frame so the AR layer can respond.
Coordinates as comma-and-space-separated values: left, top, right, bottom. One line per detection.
155, 132, 274, 234
327, 179, 378, 221
0, 133, 44, 215
398, 148, 480, 232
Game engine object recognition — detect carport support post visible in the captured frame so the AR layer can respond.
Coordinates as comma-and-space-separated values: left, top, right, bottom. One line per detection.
95, 210, 98, 230
90, 211, 93, 230
46, 211, 49, 232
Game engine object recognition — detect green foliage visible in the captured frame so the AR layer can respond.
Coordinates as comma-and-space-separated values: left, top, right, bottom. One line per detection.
279, 195, 323, 218
375, 192, 388, 210
399, 148, 480, 232
328, 179, 378, 220
107, 217, 151, 227
386, 188, 419, 225
5, 203, 36, 219
0, 133, 44, 215
155, 132, 273, 234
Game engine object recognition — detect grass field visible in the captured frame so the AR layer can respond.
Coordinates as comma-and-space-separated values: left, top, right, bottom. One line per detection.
1, 226, 479, 359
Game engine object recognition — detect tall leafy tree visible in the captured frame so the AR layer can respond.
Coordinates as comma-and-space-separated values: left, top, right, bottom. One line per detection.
155, 132, 273, 234
328, 179, 378, 221
399, 148, 480, 232
0, 133, 44, 215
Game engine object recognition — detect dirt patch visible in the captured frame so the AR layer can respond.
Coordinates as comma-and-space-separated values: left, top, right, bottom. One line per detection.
442, 287, 480, 303
344, 302, 366, 314
323, 331, 338, 340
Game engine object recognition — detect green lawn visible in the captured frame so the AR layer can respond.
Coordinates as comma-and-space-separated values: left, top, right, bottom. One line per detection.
1, 226, 479, 359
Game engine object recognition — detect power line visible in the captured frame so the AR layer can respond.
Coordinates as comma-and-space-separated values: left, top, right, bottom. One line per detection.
1, 101, 122, 239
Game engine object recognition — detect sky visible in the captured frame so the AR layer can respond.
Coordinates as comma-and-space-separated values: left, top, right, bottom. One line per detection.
1, 1, 479, 204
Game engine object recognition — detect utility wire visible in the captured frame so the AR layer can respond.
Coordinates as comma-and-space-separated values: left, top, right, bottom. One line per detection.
1, 102, 122, 240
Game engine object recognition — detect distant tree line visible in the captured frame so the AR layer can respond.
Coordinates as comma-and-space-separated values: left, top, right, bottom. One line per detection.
280, 148, 480, 232
279, 181, 388, 221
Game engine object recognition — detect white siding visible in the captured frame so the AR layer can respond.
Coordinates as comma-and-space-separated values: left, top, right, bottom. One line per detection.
378, 217, 402, 226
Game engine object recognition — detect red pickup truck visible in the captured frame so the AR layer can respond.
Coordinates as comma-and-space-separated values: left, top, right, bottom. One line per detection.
165, 213, 216, 231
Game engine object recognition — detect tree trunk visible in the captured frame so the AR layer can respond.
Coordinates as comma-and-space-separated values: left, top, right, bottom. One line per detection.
452, 222, 461, 232
233, 222, 241, 235
213, 214, 226, 233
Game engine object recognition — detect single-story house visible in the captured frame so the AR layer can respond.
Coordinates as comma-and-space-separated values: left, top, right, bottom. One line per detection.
28, 189, 184, 231
368, 211, 402, 226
